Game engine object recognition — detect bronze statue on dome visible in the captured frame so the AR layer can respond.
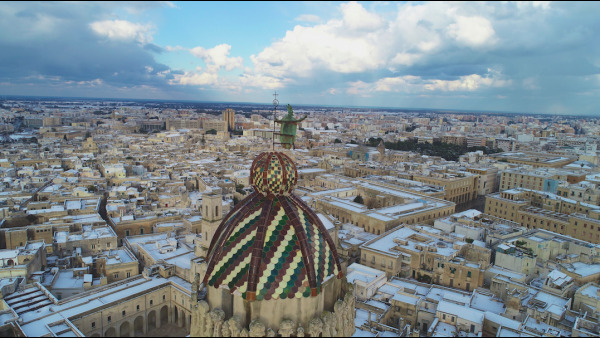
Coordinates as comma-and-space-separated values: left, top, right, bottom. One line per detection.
275, 104, 307, 149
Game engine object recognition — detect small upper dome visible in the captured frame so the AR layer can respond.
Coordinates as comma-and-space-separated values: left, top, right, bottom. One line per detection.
250, 152, 297, 197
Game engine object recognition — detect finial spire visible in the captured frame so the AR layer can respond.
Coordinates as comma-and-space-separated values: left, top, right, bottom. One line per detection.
272, 91, 279, 150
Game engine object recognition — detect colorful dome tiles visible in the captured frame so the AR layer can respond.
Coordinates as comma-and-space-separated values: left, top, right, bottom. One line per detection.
250, 152, 298, 197
203, 152, 342, 301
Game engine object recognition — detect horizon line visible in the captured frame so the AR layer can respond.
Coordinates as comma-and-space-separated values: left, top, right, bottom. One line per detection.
0, 94, 595, 118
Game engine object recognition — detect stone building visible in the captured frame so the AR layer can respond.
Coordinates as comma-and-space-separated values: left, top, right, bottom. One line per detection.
81, 137, 99, 154
359, 225, 488, 292
223, 108, 235, 132
412, 169, 479, 207
54, 225, 118, 258
465, 166, 499, 196
485, 188, 600, 244
197, 193, 224, 258
346, 263, 387, 301
1, 270, 193, 337
110, 214, 182, 246
314, 181, 455, 235
573, 283, 600, 315
0, 241, 46, 280
491, 152, 577, 168
191, 151, 355, 337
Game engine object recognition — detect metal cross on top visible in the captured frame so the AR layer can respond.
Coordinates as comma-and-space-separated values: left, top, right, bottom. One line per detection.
273, 91, 279, 108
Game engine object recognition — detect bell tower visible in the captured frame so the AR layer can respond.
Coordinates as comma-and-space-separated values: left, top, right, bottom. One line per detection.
203, 193, 222, 222
199, 193, 223, 257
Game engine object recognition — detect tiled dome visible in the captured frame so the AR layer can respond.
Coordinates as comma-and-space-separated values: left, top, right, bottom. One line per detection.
203, 152, 342, 301
250, 152, 298, 197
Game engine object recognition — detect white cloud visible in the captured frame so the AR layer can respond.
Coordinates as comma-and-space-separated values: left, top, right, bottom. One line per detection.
163, 1, 178, 9
423, 73, 509, 91
390, 52, 422, 67
513, 1, 552, 10
249, 2, 501, 84
165, 1, 595, 112
167, 2, 511, 94
374, 76, 422, 92
76, 79, 103, 86
348, 70, 511, 94
522, 77, 539, 90
190, 44, 243, 71
238, 73, 290, 90
165, 45, 186, 52
295, 14, 321, 23
250, 4, 386, 77
90, 20, 154, 45
157, 70, 171, 78
172, 44, 244, 88
447, 15, 496, 47
170, 70, 219, 86
340, 1, 384, 31
347, 81, 374, 96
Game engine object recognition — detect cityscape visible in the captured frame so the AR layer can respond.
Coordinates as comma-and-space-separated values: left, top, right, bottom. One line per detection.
1, 2, 600, 338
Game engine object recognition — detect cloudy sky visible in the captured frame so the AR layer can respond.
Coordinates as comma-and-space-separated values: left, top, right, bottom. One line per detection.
1, 1, 599, 115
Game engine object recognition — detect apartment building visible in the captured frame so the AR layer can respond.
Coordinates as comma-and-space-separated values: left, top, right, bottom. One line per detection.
485, 188, 600, 243
359, 225, 488, 292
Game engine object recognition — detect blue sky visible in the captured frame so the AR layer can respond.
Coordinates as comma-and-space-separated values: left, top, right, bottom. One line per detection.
1, 1, 599, 115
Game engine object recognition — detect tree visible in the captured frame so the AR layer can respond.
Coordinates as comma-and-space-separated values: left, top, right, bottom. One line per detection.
367, 137, 382, 147
215, 157, 221, 161
205, 129, 217, 135
416, 273, 432, 283
405, 124, 417, 132
465, 238, 474, 244
334, 138, 342, 144
25, 214, 39, 224
353, 195, 364, 204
